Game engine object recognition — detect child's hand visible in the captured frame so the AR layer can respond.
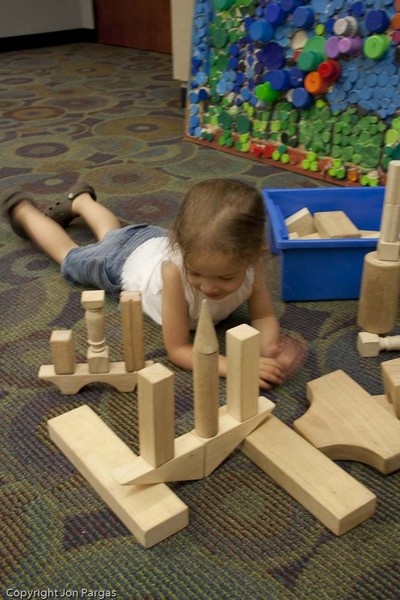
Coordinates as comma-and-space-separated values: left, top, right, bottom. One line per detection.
267, 334, 308, 380
258, 357, 285, 390
260, 334, 308, 388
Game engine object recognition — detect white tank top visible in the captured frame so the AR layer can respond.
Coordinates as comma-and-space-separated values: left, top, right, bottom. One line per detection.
121, 236, 254, 329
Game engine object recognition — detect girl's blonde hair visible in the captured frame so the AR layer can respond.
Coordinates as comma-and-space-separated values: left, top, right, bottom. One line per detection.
170, 178, 266, 265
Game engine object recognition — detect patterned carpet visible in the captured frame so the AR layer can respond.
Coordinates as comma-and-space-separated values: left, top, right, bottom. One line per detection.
1, 43, 399, 599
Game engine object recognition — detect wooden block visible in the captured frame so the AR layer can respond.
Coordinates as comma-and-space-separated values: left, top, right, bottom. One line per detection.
294, 370, 400, 473
241, 415, 376, 536
360, 230, 380, 238
48, 405, 188, 548
377, 240, 400, 261
114, 431, 205, 485
50, 330, 76, 374
193, 300, 219, 438
288, 231, 299, 239
200, 396, 275, 477
226, 324, 260, 421
284, 207, 316, 237
39, 361, 139, 394
372, 394, 397, 417
298, 232, 322, 239
314, 211, 361, 238
120, 291, 145, 372
379, 203, 400, 244
115, 397, 275, 485
138, 363, 175, 467
381, 358, 400, 418
87, 345, 110, 374
81, 290, 105, 309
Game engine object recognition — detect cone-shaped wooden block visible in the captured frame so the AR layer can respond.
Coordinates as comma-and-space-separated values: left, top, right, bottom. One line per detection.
193, 300, 219, 438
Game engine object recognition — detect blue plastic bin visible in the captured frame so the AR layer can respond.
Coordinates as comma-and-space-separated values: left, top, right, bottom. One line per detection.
263, 187, 384, 301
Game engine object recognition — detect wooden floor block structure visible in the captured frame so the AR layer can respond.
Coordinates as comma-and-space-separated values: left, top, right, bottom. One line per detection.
294, 370, 400, 474
47, 300, 383, 546
48, 405, 188, 548
39, 290, 149, 394
241, 416, 376, 536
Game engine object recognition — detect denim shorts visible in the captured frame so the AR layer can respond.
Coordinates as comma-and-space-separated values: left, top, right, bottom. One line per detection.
60, 224, 166, 297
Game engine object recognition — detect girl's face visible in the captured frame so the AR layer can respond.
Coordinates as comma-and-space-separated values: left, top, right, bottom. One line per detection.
185, 251, 249, 300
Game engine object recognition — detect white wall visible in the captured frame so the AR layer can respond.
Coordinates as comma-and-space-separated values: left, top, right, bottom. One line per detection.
0, 0, 95, 38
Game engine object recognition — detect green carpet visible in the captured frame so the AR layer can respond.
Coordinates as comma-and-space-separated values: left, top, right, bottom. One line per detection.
0, 43, 399, 599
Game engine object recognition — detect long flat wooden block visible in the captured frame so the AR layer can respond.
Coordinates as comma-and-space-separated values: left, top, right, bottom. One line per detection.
295, 370, 400, 474
314, 210, 361, 238
241, 416, 376, 536
48, 405, 188, 548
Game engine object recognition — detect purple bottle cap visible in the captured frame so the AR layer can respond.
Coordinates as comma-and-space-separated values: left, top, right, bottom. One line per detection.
325, 36, 341, 59
338, 36, 362, 56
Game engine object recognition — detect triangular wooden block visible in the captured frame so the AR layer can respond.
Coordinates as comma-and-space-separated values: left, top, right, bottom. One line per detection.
294, 370, 400, 474
115, 397, 275, 485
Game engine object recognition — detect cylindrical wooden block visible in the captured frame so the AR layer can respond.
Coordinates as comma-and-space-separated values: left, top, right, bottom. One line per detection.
193, 351, 219, 438
358, 251, 400, 334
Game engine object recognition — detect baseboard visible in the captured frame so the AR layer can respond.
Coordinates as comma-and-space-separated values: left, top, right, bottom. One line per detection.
0, 29, 97, 52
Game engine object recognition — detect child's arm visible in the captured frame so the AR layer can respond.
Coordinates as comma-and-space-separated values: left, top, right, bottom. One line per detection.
161, 261, 229, 376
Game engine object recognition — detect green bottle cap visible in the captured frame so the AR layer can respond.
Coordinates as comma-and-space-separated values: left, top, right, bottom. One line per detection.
255, 82, 279, 103
363, 35, 390, 60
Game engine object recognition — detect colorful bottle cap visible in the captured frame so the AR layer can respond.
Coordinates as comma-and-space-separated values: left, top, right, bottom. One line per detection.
338, 36, 362, 56
292, 87, 313, 108
265, 3, 288, 26
269, 69, 292, 91
363, 34, 390, 59
292, 6, 315, 30
261, 42, 285, 69
304, 71, 329, 95
255, 82, 279, 102
333, 16, 358, 37
318, 59, 341, 81
249, 20, 274, 43
289, 66, 305, 86
297, 50, 323, 71
365, 10, 390, 34
325, 36, 341, 58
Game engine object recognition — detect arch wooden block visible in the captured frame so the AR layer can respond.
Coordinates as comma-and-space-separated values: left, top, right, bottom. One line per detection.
294, 370, 400, 474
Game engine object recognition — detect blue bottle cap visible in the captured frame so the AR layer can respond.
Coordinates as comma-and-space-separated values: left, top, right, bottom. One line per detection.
292, 6, 315, 30
265, 3, 288, 26
269, 69, 291, 91
292, 87, 313, 108
249, 20, 275, 43
365, 10, 390, 34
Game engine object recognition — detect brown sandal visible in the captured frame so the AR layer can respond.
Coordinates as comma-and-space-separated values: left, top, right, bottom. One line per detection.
44, 180, 97, 227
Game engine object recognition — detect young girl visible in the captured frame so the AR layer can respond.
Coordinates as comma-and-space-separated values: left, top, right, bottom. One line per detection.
1, 178, 303, 389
